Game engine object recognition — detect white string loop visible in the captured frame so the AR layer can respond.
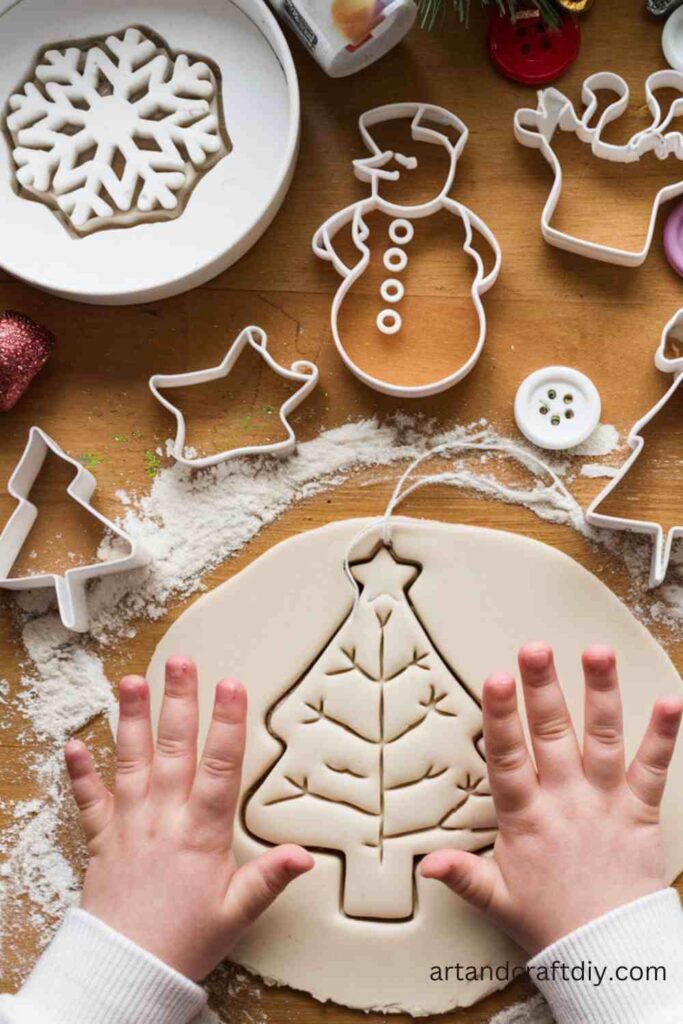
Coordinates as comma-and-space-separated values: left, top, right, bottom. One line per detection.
342, 437, 574, 606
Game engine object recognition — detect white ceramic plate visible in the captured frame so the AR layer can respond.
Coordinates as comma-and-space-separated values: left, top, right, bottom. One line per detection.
0, 0, 299, 303
663, 5, 683, 71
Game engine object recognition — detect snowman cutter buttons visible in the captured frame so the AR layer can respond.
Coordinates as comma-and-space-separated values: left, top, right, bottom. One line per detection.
313, 102, 502, 399
515, 366, 601, 451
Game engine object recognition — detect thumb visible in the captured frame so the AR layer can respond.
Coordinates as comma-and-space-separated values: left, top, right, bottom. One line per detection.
420, 849, 498, 912
226, 845, 314, 928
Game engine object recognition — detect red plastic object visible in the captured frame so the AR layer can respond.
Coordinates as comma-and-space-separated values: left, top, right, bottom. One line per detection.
487, 6, 581, 86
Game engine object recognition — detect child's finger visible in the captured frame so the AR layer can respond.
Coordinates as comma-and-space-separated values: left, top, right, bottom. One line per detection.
224, 845, 314, 928
65, 739, 113, 840
481, 674, 538, 814
582, 646, 625, 790
420, 848, 501, 914
151, 657, 199, 801
190, 679, 246, 835
115, 676, 153, 804
627, 697, 683, 808
518, 643, 582, 785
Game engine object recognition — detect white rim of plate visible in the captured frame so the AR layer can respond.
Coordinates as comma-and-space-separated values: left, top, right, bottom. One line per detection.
663, 6, 683, 72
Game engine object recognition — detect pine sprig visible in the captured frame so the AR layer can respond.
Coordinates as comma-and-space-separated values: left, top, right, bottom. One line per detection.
418, 0, 562, 30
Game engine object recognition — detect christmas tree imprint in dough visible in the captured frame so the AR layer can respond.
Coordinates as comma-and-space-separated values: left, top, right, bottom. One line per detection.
4, 25, 231, 237
312, 102, 501, 397
244, 544, 497, 921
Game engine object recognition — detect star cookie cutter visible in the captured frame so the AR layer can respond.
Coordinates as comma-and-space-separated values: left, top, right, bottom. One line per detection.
514, 70, 683, 266
586, 309, 683, 587
149, 325, 319, 468
312, 102, 502, 398
0, 427, 149, 631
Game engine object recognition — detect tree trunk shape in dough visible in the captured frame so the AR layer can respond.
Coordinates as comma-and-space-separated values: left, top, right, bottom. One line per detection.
244, 544, 497, 920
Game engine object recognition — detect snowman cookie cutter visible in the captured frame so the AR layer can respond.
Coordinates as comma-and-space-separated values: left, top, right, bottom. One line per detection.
586, 309, 683, 588
313, 102, 502, 398
0, 427, 149, 632
514, 70, 683, 266
149, 325, 319, 469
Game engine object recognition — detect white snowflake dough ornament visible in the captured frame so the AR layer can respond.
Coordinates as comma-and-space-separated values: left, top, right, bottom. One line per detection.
587, 309, 683, 587
5, 26, 231, 236
245, 544, 496, 920
312, 103, 502, 398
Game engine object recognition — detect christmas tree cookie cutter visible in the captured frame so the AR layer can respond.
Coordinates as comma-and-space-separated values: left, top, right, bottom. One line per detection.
313, 102, 502, 398
586, 309, 683, 588
0, 426, 149, 632
149, 325, 319, 469
514, 70, 683, 266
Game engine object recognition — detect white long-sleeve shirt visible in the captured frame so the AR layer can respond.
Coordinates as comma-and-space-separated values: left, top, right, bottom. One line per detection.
1, 889, 682, 1024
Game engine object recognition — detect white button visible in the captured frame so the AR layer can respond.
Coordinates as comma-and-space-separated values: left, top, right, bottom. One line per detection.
389, 219, 414, 245
514, 366, 601, 451
384, 247, 408, 272
380, 278, 404, 303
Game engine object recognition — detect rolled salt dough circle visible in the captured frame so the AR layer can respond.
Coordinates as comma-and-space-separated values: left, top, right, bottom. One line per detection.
147, 518, 683, 1016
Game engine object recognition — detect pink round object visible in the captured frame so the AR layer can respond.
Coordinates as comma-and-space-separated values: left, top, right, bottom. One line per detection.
0, 311, 56, 412
664, 201, 683, 278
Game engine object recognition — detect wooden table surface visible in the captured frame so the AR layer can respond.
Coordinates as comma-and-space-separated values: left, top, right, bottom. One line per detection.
1, 1, 683, 1020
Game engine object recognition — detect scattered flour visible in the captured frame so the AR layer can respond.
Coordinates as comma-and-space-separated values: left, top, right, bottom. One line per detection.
570, 422, 620, 458
490, 996, 554, 1023
580, 464, 620, 479
0, 414, 678, 1024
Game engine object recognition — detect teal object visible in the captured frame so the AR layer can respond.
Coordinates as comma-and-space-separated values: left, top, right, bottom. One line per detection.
647, 0, 683, 17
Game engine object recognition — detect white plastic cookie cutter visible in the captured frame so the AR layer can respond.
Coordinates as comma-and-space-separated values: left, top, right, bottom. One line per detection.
149, 325, 319, 469
313, 102, 502, 398
0, 427, 149, 632
514, 70, 683, 266
586, 309, 683, 588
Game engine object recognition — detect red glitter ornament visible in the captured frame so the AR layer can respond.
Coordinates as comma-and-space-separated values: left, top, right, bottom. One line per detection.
0, 311, 56, 412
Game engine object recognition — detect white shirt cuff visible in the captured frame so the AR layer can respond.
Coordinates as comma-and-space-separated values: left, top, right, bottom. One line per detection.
6, 908, 207, 1024
528, 887, 683, 1024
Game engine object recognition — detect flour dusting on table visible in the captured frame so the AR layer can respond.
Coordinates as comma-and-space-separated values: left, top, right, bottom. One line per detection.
2, 414, 679, 1024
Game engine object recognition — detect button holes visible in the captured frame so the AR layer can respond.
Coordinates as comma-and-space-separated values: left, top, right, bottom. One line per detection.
542, 37, 551, 49
536, 21, 546, 33
565, 409, 575, 420
516, 26, 527, 37
539, 405, 549, 415
521, 42, 531, 54
551, 415, 561, 426
563, 393, 574, 404
547, 389, 557, 399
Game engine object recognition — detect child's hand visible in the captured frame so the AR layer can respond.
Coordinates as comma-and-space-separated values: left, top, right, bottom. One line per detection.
421, 643, 683, 956
65, 657, 313, 981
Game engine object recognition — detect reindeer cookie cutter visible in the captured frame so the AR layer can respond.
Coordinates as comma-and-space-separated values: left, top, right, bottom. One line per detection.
514, 70, 683, 267
586, 309, 683, 588
149, 325, 319, 469
0, 427, 149, 631
313, 102, 502, 398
